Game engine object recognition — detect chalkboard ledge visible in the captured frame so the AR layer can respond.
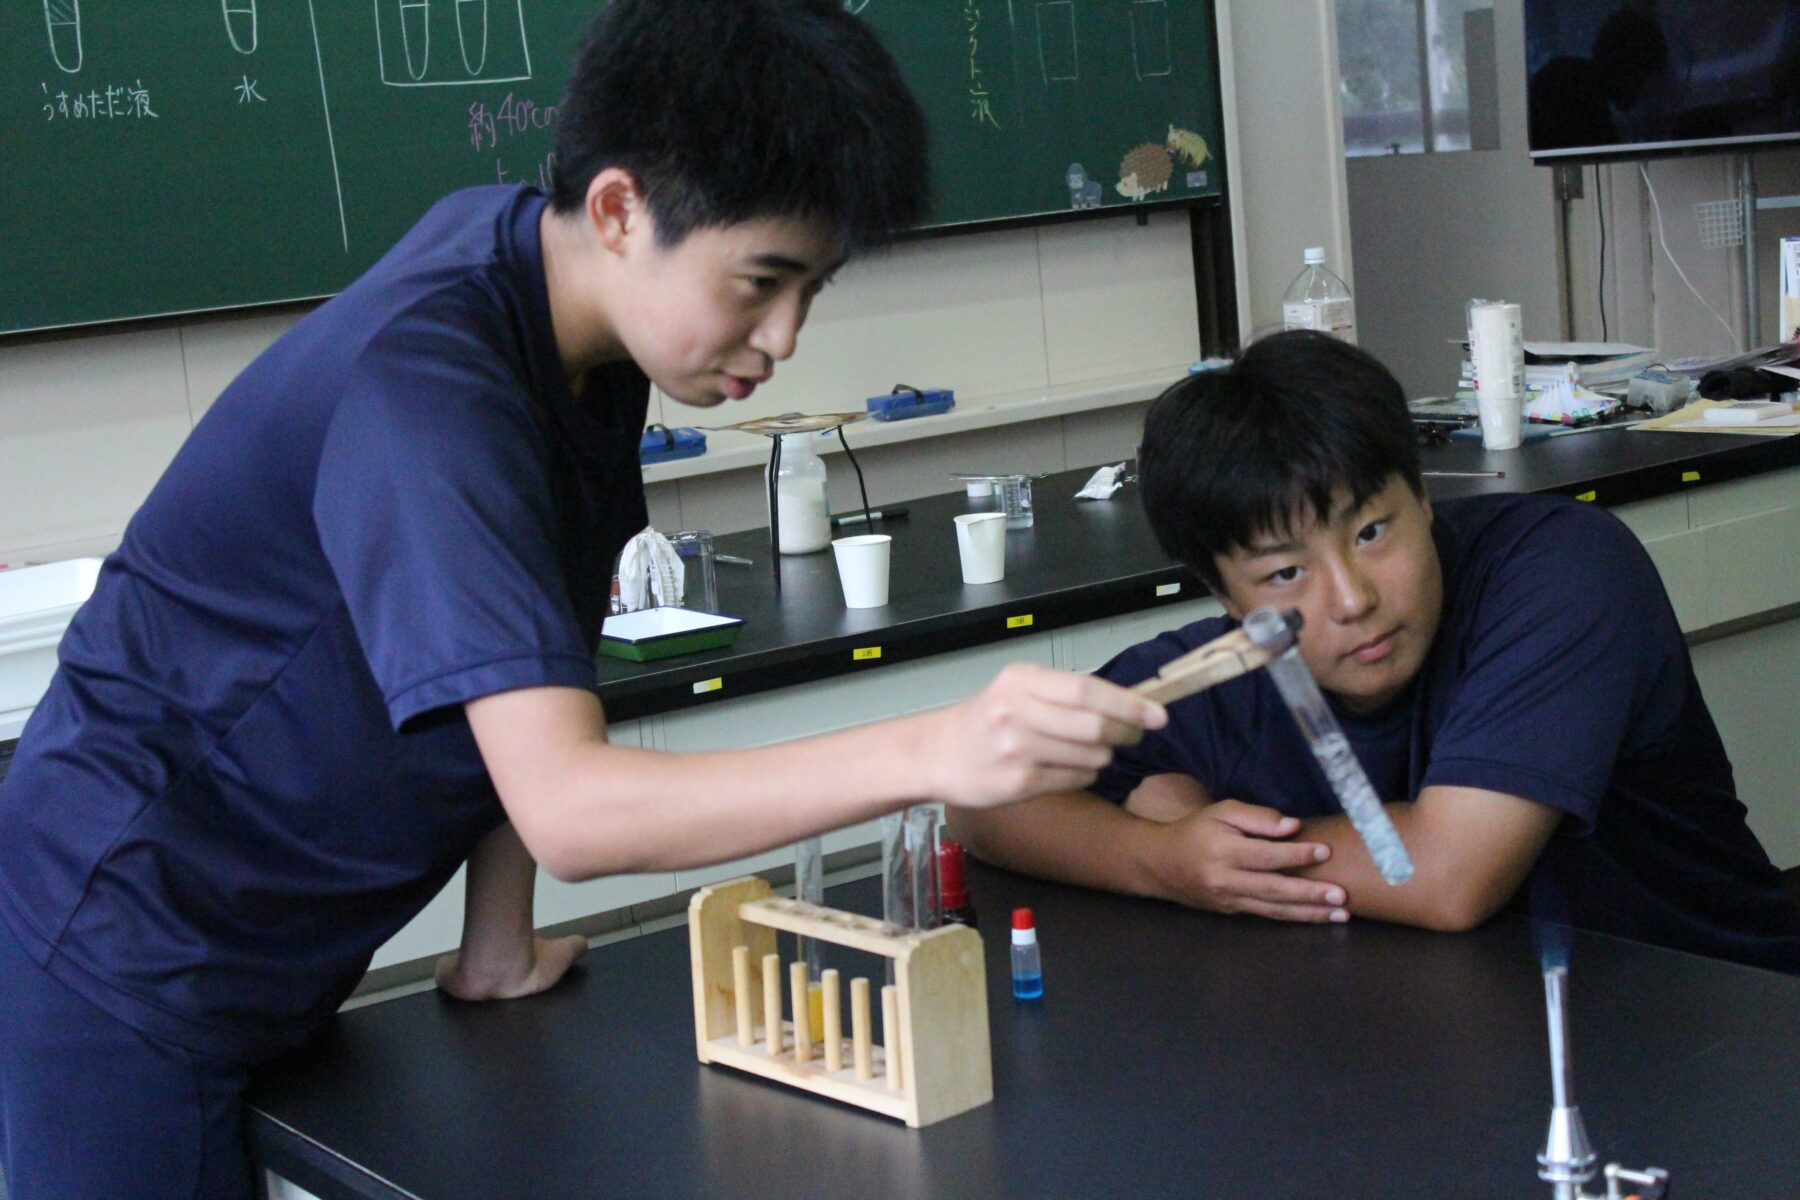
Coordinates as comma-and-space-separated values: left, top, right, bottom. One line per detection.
640, 365, 1182, 484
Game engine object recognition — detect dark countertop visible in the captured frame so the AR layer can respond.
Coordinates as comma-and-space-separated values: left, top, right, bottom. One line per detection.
596, 425, 1800, 721
249, 865, 1800, 1200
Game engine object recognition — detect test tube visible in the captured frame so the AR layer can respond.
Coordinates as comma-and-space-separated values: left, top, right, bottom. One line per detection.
881, 806, 941, 932
905, 806, 942, 932
1241, 607, 1415, 885
794, 835, 825, 1038
881, 811, 907, 935
794, 836, 824, 978
880, 805, 941, 987
881, 811, 906, 986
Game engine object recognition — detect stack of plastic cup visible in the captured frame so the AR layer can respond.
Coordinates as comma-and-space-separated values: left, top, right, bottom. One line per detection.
1468, 299, 1524, 450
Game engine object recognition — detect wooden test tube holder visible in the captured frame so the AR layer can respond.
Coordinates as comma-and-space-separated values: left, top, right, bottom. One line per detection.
689, 875, 993, 1128
1130, 618, 1289, 706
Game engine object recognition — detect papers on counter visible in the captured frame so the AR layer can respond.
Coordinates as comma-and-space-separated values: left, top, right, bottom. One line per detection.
1631, 398, 1800, 436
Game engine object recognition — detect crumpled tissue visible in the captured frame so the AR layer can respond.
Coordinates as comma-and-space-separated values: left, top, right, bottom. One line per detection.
616, 527, 685, 612
1074, 462, 1129, 501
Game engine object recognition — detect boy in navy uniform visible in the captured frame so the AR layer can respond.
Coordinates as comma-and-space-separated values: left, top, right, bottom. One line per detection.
953, 331, 1800, 973
0, 3, 1164, 1196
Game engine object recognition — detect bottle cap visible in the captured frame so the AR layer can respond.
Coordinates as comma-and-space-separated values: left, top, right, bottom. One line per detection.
938, 840, 970, 909
1012, 907, 1034, 931
1304, 246, 1325, 265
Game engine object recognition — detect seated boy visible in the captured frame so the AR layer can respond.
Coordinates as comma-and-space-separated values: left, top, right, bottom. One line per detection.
951, 330, 1800, 974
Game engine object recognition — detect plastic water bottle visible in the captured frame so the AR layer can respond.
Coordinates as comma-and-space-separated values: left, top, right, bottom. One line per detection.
1282, 247, 1357, 343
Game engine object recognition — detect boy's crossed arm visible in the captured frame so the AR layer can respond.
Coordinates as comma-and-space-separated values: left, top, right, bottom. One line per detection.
950, 774, 1561, 932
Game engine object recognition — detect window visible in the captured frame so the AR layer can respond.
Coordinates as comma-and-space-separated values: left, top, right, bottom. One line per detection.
1338, 0, 1497, 156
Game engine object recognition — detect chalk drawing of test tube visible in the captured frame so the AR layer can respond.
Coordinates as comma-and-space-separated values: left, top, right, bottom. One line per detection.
377, 0, 530, 85
399, 0, 431, 81
222, 0, 258, 54
44, 0, 82, 73
456, 0, 487, 75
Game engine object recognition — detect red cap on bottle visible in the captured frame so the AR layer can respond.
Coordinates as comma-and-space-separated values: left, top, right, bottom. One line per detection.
1012, 907, 1035, 931
937, 840, 970, 909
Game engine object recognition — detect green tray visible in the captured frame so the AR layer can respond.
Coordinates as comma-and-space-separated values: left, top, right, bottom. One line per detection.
599, 607, 744, 663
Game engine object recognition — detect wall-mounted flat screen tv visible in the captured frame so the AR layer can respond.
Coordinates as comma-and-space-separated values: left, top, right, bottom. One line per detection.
1526, 2, 1800, 163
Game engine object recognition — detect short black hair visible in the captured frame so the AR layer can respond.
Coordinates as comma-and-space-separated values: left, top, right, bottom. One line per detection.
551, 0, 931, 252
1137, 330, 1422, 593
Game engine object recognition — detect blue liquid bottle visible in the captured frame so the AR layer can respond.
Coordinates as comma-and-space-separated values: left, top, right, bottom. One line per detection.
1011, 908, 1043, 1000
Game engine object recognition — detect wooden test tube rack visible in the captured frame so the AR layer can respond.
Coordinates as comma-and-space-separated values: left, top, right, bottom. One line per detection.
689, 875, 993, 1128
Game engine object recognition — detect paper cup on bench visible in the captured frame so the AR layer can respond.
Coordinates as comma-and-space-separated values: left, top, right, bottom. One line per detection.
831, 534, 892, 609
953, 512, 1007, 584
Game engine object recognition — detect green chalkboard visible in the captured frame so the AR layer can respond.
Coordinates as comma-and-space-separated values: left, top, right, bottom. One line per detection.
2, 1, 1224, 335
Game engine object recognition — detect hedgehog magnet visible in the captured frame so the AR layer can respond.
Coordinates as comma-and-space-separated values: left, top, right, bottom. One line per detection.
1117, 142, 1174, 201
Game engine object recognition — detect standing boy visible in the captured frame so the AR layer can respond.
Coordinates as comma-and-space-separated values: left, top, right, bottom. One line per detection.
952, 331, 1800, 973
0, 3, 1164, 1196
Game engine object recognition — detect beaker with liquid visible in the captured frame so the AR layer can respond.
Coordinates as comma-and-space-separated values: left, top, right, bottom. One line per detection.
953, 473, 1035, 529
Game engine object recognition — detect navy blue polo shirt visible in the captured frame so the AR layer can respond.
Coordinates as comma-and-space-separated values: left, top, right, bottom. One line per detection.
1093, 493, 1800, 974
0, 185, 651, 1060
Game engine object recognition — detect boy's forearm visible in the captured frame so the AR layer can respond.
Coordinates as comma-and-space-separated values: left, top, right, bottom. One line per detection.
525, 718, 935, 880
456, 821, 538, 972
1293, 790, 1556, 932
949, 792, 1172, 902
474, 671, 1164, 884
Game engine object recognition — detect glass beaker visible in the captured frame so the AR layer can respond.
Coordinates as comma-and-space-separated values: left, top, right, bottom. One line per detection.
952, 473, 1034, 527
667, 530, 719, 614
997, 475, 1034, 529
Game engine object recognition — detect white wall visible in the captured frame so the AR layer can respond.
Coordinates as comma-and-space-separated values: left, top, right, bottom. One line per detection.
0, 214, 1195, 563
1560, 151, 1800, 360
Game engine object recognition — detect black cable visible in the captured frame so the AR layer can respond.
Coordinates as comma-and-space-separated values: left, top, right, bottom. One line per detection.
1596, 165, 1608, 342
835, 424, 873, 526
765, 435, 782, 591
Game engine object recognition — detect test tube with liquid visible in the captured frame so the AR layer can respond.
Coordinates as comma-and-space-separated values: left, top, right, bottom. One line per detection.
793, 836, 825, 1042
1241, 607, 1415, 885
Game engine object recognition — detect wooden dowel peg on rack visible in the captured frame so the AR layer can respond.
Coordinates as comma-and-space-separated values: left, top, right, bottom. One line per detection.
790, 961, 813, 1063
762, 953, 783, 1055
821, 970, 843, 1073
733, 946, 754, 1047
881, 985, 902, 1092
851, 976, 873, 1081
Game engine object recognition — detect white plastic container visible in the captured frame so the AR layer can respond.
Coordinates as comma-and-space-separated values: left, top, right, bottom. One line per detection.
766, 432, 832, 554
1281, 247, 1357, 343
0, 558, 103, 737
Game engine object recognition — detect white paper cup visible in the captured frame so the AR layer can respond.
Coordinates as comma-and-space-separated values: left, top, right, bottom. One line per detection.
831, 534, 892, 608
954, 512, 1007, 584
1477, 393, 1523, 450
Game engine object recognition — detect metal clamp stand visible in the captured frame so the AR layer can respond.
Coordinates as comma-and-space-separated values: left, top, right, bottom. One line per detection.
752, 417, 871, 590
706, 412, 873, 592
